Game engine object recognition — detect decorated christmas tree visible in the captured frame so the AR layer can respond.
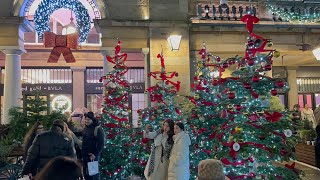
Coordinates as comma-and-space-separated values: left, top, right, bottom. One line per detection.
99, 41, 134, 179
135, 52, 183, 175
210, 14, 300, 179
188, 44, 226, 178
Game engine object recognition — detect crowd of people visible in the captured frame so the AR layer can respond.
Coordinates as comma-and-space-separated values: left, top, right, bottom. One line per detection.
21, 109, 104, 180
19, 107, 229, 180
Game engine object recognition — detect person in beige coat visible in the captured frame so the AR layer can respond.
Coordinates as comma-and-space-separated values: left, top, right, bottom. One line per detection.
302, 104, 317, 128
168, 122, 191, 180
144, 120, 175, 180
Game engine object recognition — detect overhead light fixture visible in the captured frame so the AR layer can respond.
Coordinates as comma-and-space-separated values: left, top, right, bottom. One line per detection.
62, 10, 77, 35
312, 47, 320, 60
167, 35, 182, 51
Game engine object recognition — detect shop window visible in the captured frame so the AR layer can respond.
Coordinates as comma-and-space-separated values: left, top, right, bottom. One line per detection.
20, 68, 72, 84
86, 68, 145, 84
87, 94, 103, 114
315, 94, 320, 107
131, 93, 145, 127
298, 94, 314, 110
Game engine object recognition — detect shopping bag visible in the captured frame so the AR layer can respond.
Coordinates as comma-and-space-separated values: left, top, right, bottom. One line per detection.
87, 161, 99, 176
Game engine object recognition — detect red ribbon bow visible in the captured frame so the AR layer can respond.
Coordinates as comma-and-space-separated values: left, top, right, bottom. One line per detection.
264, 111, 283, 122
44, 32, 78, 63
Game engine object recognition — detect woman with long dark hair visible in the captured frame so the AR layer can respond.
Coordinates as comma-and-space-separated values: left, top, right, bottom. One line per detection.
168, 122, 191, 180
144, 120, 174, 180
34, 156, 82, 180
23, 122, 44, 161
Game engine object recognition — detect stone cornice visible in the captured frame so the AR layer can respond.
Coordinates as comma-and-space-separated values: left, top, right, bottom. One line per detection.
0, 16, 33, 32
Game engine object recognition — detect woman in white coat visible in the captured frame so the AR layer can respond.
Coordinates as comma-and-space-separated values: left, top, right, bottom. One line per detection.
144, 120, 175, 180
302, 104, 317, 128
168, 122, 191, 180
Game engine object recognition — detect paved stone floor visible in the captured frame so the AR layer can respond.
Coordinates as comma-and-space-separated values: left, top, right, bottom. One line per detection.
275, 161, 320, 180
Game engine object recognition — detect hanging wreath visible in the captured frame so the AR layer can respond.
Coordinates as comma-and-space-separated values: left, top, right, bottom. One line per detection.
34, 0, 91, 43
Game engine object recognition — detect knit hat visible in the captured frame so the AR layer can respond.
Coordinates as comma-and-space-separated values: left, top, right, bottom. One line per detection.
53, 120, 65, 131
197, 159, 228, 180
84, 111, 95, 121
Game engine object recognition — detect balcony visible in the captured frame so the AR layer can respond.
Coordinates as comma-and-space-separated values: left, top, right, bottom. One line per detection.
191, 0, 320, 24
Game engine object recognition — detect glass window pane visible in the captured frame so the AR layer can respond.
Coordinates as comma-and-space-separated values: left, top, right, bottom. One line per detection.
315, 94, 320, 107
306, 94, 313, 109
298, 94, 304, 111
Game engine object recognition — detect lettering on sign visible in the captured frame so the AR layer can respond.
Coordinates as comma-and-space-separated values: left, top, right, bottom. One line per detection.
21, 84, 72, 94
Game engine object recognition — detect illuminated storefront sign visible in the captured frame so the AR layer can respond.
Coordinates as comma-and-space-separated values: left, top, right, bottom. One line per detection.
51, 95, 72, 113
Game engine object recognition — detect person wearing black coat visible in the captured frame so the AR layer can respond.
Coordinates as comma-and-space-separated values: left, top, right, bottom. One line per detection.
82, 112, 105, 180
316, 125, 320, 169
21, 120, 76, 177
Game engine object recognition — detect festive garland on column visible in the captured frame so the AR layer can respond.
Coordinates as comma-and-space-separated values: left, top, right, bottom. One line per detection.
34, 0, 91, 43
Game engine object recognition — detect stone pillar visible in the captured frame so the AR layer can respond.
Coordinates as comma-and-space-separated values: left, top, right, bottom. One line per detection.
0, 47, 25, 124
71, 67, 86, 110
101, 47, 115, 77
142, 48, 150, 107
287, 67, 298, 110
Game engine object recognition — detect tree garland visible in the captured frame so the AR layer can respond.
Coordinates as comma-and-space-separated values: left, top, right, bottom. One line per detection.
267, 4, 320, 23
34, 0, 91, 43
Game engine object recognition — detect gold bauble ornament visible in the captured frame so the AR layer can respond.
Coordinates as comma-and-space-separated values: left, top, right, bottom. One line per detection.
235, 127, 243, 133
273, 51, 280, 58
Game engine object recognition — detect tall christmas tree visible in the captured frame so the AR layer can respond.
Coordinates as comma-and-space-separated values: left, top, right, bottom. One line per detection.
210, 14, 300, 179
99, 41, 134, 179
188, 44, 226, 178
135, 52, 183, 175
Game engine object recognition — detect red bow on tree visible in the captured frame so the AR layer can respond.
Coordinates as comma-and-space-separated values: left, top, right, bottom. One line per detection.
264, 111, 283, 122
44, 32, 78, 63
241, 14, 260, 34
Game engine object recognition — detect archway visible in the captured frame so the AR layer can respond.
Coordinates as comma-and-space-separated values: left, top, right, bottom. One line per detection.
12, 0, 106, 19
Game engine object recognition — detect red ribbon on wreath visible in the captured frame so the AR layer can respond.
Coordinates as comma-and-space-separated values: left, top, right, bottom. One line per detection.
43, 32, 78, 63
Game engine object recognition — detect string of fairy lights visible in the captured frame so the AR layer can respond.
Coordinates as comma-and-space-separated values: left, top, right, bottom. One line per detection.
266, 2, 320, 23
34, 0, 91, 43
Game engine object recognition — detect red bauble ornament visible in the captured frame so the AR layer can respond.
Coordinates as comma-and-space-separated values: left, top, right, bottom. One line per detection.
222, 63, 229, 68
228, 92, 235, 99
271, 89, 278, 96
203, 81, 208, 85
247, 59, 255, 66
175, 72, 179, 77
212, 80, 219, 86
216, 57, 221, 62
243, 82, 252, 89
235, 105, 242, 111
220, 110, 228, 118
252, 76, 259, 83
193, 76, 198, 81
275, 80, 285, 88
265, 65, 272, 71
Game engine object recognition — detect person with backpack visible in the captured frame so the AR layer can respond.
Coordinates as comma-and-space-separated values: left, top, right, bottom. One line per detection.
82, 112, 105, 180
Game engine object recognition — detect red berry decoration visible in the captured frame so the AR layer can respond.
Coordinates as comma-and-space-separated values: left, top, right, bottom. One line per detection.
228, 92, 235, 99
252, 76, 259, 83
275, 80, 285, 88
212, 80, 219, 86
175, 72, 179, 77
271, 89, 278, 96
247, 59, 255, 66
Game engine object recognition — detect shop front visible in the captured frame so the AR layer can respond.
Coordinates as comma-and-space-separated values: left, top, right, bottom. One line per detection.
85, 82, 145, 127
0, 68, 73, 122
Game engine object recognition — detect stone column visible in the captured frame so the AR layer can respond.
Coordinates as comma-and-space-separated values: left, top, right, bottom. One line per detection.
101, 47, 115, 78
101, 47, 115, 95
287, 67, 298, 110
71, 67, 86, 110
0, 47, 25, 124
142, 48, 150, 107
